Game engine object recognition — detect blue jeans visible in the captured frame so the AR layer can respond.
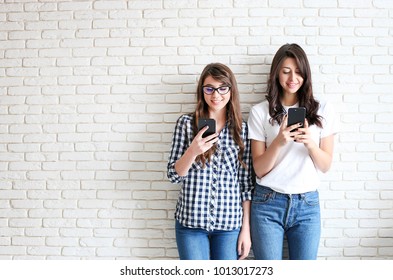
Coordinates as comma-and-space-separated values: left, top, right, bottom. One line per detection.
251, 184, 321, 260
175, 220, 240, 260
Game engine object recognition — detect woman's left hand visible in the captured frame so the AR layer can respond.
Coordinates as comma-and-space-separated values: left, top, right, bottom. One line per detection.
294, 119, 317, 150
237, 227, 251, 260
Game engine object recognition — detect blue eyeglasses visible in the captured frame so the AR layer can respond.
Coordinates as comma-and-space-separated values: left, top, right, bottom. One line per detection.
202, 86, 231, 95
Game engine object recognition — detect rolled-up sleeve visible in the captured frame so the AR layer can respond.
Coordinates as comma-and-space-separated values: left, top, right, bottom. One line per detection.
167, 115, 189, 184
239, 123, 254, 201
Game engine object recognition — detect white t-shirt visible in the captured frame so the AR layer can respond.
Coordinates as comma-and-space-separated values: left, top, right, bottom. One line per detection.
248, 99, 338, 194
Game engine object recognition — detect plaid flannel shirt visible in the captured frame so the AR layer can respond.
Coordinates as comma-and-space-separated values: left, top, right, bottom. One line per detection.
167, 114, 253, 231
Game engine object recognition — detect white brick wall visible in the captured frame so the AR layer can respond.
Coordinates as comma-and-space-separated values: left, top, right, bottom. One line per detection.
0, 0, 392, 260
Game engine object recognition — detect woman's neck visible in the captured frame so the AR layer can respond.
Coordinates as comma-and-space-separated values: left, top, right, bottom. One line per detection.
281, 95, 298, 106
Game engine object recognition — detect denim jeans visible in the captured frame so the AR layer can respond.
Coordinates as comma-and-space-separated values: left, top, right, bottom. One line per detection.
251, 184, 321, 260
175, 220, 240, 260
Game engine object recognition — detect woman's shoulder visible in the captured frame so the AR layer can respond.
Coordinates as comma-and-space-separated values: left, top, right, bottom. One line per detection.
241, 119, 248, 129
316, 98, 335, 116
251, 99, 269, 112
315, 97, 339, 134
240, 120, 249, 140
176, 113, 193, 124
249, 99, 269, 121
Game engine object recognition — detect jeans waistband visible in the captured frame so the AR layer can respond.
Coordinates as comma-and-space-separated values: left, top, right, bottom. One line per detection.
256, 184, 317, 200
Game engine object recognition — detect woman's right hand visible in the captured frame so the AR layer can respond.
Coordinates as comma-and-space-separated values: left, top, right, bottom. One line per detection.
188, 126, 219, 157
174, 126, 219, 177
274, 114, 303, 147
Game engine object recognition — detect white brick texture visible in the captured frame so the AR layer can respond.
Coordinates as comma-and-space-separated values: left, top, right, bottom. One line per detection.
0, 0, 392, 260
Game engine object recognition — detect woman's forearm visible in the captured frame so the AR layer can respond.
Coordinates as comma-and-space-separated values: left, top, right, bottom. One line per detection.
242, 200, 251, 228
252, 139, 282, 178
174, 148, 197, 177
307, 135, 334, 173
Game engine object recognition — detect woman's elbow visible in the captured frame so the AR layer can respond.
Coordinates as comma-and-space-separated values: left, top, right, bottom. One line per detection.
254, 168, 269, 179
254, 171, 263, 179
319, 162, 332, 173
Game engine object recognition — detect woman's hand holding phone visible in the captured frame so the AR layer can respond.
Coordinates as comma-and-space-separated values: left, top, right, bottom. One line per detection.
174, 126, 218, 177
273, 114, 304, 147
293, 119, 317, 150
188, 126, 218, 157
274, 107, 317, 148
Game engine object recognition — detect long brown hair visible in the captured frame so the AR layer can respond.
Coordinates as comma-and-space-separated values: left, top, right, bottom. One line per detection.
193, 63, 245, 167
266, 43, 323, 127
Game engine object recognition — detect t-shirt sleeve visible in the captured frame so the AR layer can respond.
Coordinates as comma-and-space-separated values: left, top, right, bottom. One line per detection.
248, 104, 266, 142
320, 101, 339, 138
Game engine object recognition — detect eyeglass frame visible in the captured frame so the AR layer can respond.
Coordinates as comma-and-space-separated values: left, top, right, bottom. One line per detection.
202, 85, 231, 95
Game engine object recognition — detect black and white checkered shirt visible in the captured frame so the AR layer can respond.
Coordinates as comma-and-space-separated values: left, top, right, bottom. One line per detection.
167, 114, 253, 231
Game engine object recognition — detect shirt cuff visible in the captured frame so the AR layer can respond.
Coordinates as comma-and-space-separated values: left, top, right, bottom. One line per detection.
241, 190, 252, 202
167, 165, 184, 184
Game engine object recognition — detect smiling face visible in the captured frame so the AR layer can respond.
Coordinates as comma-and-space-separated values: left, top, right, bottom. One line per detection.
279, 57, 304, 100
202, 75, 231, 116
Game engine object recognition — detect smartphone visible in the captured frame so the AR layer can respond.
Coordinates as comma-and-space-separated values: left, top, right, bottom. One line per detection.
287, 107, 306, 132
197, 118, 216, 138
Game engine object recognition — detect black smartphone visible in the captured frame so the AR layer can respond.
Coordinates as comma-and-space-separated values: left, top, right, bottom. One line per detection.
287, 107, 306, 131
197, 118, 216, 138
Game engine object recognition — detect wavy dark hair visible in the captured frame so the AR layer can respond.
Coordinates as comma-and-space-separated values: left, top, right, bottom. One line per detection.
266, 43, 323, 128
193, 63, 245, 168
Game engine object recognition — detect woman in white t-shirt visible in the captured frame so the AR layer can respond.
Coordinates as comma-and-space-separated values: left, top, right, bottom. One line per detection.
248, 43, 338, 260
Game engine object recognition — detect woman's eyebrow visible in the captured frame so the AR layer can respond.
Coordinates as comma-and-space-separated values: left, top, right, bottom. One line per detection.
282, 66, 300, 71
202, 83, 225, 86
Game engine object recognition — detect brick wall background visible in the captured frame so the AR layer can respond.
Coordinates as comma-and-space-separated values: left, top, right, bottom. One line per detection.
0, 0, 392, 259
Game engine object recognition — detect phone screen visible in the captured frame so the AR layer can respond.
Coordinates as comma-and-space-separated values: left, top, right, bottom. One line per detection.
197, 118, 216, 138
287, 107, 306, 131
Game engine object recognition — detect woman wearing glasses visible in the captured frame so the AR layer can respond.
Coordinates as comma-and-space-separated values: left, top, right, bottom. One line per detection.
167, 63, 254, 260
